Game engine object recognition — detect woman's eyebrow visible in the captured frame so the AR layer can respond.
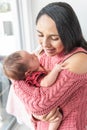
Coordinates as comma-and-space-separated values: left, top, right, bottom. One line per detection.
36, 30, 59, 36
50, 34, 59, 36
36, 30, 42, 33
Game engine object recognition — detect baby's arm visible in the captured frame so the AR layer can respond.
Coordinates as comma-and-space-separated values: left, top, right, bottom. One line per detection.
40, 64, 62, 87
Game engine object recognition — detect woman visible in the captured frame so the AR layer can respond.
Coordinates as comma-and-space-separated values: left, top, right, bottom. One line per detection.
7, 2, 87, 130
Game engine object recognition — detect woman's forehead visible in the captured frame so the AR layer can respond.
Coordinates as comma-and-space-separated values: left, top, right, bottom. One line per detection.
36, 15, 55, 28
36, 15, 58, 35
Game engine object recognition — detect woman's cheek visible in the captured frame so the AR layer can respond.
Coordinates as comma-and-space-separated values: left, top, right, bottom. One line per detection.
38, 38, 42, 45
53, 42, 64, 52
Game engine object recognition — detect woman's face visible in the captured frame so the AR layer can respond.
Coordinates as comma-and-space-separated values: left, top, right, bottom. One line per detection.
36, 15, 64, 56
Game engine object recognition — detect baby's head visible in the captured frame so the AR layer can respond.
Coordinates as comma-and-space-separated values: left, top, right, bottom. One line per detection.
3, 50, 40, 80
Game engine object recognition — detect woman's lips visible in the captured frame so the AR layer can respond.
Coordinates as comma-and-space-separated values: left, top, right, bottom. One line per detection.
45, 48, 55, 53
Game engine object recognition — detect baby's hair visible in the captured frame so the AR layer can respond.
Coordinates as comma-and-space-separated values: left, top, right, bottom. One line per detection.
3, 51, 29, 80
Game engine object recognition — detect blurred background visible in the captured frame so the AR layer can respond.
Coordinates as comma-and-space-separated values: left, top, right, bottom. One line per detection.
0, 0, 87, 130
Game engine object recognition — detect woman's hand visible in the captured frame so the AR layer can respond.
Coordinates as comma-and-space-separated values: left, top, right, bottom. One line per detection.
33, 108, 62, 122
42, 108, 62, 123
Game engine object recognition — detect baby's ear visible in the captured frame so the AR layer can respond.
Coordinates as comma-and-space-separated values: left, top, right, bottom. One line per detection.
25, 71, 28, 76
25, 70, 32, 76
25, 71, 29, 76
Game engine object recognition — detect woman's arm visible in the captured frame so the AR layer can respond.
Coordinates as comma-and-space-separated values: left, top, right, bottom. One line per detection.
13, 52, 87, 116
63, 52, 87, 74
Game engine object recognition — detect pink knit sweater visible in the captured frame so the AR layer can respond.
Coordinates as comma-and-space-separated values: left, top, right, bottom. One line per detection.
13, 47, 87, 130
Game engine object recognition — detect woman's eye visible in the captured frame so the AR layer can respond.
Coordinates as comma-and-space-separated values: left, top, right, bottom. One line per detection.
38, 35, 43, 37
37, 33, 43, 37
51, 37, 59, 40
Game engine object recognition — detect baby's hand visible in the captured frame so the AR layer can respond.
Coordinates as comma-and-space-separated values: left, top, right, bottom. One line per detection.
61, 62, 69, 70
54, 64, 62, 72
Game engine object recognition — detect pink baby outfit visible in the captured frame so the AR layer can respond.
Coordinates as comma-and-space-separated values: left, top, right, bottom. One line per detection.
13, 47, 87, 130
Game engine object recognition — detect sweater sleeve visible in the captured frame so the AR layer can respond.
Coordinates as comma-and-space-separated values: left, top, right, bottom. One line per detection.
13, 69, 84, 115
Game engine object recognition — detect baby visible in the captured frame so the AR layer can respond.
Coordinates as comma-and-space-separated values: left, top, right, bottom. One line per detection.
3, 50, 63, 130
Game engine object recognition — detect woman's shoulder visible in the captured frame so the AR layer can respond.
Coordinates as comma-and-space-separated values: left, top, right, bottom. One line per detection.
64, 51, 87, 74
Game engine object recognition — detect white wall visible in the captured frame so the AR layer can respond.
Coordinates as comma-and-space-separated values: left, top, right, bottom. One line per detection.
0, 0, 22, 55
31, 0, 87, 44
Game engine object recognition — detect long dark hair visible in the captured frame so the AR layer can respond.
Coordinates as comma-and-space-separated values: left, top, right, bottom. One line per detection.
36, 2, 87, 53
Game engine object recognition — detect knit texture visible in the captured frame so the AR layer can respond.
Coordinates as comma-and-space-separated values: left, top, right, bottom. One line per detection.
13, 47, 87, 130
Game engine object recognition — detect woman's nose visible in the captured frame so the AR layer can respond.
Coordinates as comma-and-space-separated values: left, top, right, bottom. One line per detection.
42, 38, 50, 47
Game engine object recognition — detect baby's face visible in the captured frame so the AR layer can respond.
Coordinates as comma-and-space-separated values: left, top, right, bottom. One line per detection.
21, 51, 40, 72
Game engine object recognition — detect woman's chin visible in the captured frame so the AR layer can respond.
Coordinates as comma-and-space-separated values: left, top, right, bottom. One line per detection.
45, 52, 57, 57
